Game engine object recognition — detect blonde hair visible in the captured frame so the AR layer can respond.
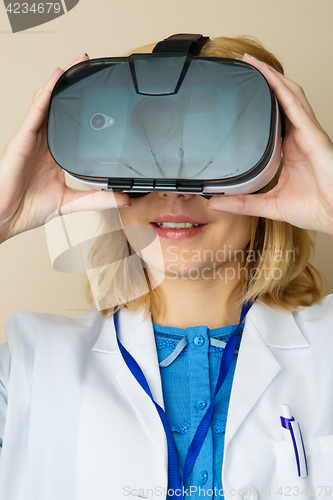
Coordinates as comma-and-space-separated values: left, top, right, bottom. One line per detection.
85, 35, 326, 320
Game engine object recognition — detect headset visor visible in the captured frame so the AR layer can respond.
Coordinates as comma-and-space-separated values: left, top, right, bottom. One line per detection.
47, 54, 276, 187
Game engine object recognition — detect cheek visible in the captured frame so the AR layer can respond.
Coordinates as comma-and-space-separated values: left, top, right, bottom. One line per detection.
213, 214, 253, 246
118, 204, 149, 229
234, 215, 253, 244
118, 208, 140, 240
117, 208, 132, 227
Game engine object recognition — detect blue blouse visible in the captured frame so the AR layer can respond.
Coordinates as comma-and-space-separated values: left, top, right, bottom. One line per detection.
152, 322, 244, 499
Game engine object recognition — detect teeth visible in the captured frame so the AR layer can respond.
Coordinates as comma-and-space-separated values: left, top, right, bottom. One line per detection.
155, 222, 200, 229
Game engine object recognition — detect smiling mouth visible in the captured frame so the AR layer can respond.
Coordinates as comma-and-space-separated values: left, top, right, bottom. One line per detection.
148, 221, 208, 240
151, 222, 204, 229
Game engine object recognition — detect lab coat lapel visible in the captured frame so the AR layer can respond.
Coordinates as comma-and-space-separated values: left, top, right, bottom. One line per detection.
92, 307, 168, 467
224, 301, 310, 453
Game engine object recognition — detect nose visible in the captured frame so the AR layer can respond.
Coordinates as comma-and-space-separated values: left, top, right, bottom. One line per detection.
157, 191, 213, 200
156, 191, 197, 200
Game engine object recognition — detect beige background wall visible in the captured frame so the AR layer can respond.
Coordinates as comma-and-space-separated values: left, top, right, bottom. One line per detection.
1, 0, 333, 344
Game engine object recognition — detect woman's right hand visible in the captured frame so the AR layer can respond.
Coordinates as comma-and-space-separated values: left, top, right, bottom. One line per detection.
0, 53, 131, 244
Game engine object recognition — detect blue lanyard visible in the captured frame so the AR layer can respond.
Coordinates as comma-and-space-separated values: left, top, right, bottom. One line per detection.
114, 301, 254, 499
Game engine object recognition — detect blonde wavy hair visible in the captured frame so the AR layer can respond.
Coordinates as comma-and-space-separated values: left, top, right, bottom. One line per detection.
85, 35, 326, 320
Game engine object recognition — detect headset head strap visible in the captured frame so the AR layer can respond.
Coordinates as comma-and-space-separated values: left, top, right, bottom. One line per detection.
152, 33, 209, 56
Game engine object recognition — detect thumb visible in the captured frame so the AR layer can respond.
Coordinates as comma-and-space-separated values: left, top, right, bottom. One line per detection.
207, 192, 278, 219
60, 189, 131, 215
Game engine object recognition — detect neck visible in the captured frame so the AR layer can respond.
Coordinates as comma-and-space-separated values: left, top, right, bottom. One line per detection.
149, 258, 244, 329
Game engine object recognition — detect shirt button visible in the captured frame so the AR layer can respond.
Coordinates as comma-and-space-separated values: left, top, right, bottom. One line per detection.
198, 470, 208, 484
238, 485, 258, 500
194, 335, 205, 346
195, 400, 207, 410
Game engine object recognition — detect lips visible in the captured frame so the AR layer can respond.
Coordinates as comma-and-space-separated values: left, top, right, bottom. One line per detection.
149, 214, 209, 240
150, 214, 208, 224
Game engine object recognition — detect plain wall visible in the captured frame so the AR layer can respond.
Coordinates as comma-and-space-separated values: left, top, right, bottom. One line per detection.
1, 0, 333, 344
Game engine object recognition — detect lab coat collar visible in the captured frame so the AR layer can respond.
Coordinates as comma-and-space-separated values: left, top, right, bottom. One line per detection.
92, 306, 147, 355
248, 299, 310, 349
92, 306, 165, 410
92, 299, 310, 355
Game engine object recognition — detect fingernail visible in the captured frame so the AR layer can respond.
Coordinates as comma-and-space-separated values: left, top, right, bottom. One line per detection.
207, 197, 222, 209
244, 53, 257, 60
207, 202, 217, 209
73, 53, 88, 64
119, 204, 131, 208
52, 66, 60, 76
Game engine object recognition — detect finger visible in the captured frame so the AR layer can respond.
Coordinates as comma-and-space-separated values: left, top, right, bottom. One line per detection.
63, 52, 90, 73
18, 54, 90, 136
16, 67, 63, 136
207, 192, 281, 220
241, 54, 317, 117
32, 53, 90, 103
241, 54, 320, 130
60, 189, 131, 216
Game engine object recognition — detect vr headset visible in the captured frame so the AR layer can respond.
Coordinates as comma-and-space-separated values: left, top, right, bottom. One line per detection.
47, 33, 285, 199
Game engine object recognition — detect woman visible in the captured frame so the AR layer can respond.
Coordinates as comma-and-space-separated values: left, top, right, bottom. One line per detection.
0, 35, 333, 500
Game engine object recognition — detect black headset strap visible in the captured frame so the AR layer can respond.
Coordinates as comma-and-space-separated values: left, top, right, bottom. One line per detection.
152, 33, 209, 56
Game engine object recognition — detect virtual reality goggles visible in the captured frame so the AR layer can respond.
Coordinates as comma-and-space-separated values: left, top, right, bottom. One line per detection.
47, 33, 285, 199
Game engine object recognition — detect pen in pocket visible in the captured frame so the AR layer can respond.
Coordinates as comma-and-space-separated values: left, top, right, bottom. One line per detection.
280, 404, 308, 478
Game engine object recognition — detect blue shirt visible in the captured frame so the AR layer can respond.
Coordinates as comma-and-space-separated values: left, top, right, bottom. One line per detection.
153, 322, 244, 498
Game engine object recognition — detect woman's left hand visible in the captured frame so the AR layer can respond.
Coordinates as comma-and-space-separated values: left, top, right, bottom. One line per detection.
207, 53, 333, 235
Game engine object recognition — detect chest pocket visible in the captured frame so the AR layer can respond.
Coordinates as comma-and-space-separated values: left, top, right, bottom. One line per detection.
274, 435, 333, 498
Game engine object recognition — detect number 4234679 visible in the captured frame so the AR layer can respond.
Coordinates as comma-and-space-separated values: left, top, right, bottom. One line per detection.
5, 3, 61, 14
276, 486, 331, 496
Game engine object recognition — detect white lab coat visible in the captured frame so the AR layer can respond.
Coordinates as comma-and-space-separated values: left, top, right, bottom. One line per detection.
1, 295, 333, 500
